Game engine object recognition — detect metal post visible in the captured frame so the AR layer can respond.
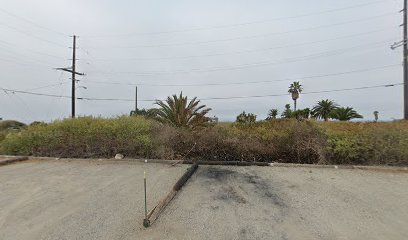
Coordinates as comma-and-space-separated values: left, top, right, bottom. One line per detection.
144, 171, 147, 218
143, 170, 150, 227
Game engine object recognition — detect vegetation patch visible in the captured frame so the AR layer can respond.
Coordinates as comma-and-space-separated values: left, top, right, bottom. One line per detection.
0, 116, 152, 158
1, 89, 408, 166
1, 117, 407, 166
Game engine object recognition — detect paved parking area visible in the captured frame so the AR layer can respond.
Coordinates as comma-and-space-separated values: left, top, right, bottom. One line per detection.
1, 160, 407, 240
0, 159, 187, 240
139, 165, 408, 240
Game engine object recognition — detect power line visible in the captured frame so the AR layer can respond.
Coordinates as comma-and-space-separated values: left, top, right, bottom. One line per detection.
0, 23, 68, 48
83, 64, 401, 87
24, 81, 71, 91
83, 27, 399, 62
0, 55, 53, 68
87, 39, 396, 76
86, 12, 397, 49
0, 40, 67, 59
0, 46, 66, 67
1, 82, 404, 102
200, 83, 404, 101
83, 0, 393, 37
0, 7, 68, 36
1, 88, 71, 99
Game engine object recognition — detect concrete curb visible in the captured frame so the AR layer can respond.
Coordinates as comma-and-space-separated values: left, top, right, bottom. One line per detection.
0, 156, 182, 165
1, 155, 407, 172
0, 156, 29, 166
269, 162, 408, 172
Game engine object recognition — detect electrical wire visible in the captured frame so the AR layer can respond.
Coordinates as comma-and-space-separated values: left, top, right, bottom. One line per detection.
83, 0, 394, 37
87, 39, 396, 76
0, 40, 67, 59
0, 55, 53, 68
83, 64, 401, 87
83, 27, 399, 62
24, 81, 71, 91
200, 83, 404, 101
1, 82, 403, 102
0, 46, 66, 68
0, 23, 68, 48
0, 7, 69, 36
86, 12, 398, 49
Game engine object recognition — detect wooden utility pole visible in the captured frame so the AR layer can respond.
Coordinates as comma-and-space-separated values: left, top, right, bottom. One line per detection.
56, 35, 84, 118
404, 0, 408, 120
135, 86, 138, 113
391, 0, 408, 120
71, 35, 77, 118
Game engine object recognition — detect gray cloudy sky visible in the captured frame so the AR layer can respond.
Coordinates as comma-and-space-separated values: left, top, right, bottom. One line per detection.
0, 0, 404, 123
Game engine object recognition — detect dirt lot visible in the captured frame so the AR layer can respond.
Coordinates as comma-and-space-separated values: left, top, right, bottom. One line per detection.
1, 160, 407, 240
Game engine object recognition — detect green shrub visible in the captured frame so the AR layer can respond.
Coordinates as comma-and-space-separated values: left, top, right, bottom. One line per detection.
321, 121, 408, 166
0, 116, 153, 158
1, 116, 407, 166
235, 111, 257, 124
0, 120, 26, 131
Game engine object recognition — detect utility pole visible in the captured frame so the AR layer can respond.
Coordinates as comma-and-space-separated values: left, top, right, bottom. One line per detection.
72, 35, 77, 118
135, 86, 138, 113
391, 0, 408, 120
56, 35, 85, 118
404, 0, 408, 120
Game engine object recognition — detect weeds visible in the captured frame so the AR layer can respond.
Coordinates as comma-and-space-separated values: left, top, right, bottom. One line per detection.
1, 117, 407, 166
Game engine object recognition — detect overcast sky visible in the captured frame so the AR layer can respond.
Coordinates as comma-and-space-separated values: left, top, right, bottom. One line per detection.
0, 0, 404, 123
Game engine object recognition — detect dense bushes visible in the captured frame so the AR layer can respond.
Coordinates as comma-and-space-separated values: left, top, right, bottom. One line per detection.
320, 121, 408, 166
0, 117, 152, 158
1, 117, 407, 166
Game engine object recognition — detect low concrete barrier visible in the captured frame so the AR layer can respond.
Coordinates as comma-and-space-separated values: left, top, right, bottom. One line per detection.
144, 163, 199, 227
0, 156, 29, 166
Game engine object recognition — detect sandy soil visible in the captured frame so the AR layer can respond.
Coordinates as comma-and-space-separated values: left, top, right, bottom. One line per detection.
139, 165, 408, 240
0, 159, 188, 240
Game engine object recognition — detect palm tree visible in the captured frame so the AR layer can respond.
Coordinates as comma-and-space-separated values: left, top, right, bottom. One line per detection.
331, 107, 363, 121
288, 81, 303, 111
311, 99, 338, 121
266, 109, 278, 120
155, 92, 212, 128
281, 104, 293, 118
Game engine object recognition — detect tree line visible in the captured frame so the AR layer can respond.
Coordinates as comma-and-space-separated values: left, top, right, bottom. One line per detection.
131, 82, 371, 128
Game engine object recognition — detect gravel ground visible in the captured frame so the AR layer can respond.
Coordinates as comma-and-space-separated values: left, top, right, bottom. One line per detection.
138, 165, 408, 240
0, 159, 188, 240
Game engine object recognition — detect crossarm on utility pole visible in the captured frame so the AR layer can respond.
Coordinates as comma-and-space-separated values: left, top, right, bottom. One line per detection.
55, 68, 85, 76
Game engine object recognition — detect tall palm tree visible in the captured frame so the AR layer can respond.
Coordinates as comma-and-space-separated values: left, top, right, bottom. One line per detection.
311, 99, 338, 121
155, 92, 212, 128
331, 107, 363, 121
288, 81, 303, 111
